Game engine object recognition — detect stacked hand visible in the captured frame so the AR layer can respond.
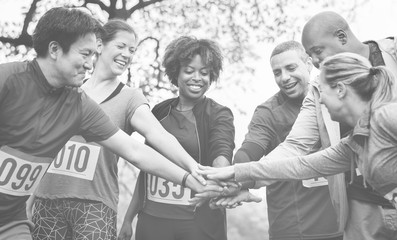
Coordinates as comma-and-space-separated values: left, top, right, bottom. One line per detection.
189, 179, 242, 207
209, 190, 262, 209
197, 164, 236, 181
190, 165, 262, 209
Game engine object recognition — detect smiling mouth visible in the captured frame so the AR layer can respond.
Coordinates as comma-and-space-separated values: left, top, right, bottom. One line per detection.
188, 84, 203, 91
115, 59, 127, 68
284, 82, 298, 90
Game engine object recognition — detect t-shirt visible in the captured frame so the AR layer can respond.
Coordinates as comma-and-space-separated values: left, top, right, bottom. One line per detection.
238, 91, 340, 240
34, 86, 148, 211
0, 59, 118, 226
144, 108, 199, 220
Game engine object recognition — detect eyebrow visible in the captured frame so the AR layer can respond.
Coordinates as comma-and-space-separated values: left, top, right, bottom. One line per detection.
309, 46, 322, 52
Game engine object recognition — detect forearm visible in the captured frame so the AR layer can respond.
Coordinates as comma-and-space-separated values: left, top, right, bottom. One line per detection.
233, 143, 264, 164
146, 129, 197, 172
123, 181, 142, 224
99, 131, 201, 191
234, 144, 270, 188
234, 145, 352, 183
131, 105, 197, 173
266, 87, 322, 160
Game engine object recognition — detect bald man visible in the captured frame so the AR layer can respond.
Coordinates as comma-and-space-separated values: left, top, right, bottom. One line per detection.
301, 11, 397, 240
220, 11, 397, 240
201, 11, 397, 240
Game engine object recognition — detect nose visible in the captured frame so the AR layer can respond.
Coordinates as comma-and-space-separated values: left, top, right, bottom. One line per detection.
312, 57, 320, 69
121, 48, 132, 59
84, 57, 94, 71
192, 71, 201, 80
280, 70, 291, 82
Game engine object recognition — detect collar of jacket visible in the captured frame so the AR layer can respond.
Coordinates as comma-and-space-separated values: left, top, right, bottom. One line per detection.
167, 96, 207, 111
352, 106, 370, 135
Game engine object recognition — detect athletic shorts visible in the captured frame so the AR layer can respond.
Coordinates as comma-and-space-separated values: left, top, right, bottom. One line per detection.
32, 198, 116, 240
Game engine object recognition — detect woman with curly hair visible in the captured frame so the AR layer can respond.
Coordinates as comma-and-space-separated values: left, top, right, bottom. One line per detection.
119, 36, 235, 240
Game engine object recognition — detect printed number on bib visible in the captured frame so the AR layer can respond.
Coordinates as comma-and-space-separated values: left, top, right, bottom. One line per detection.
47, 141, 100, 180
302, 177, 328, 188
0, 148, 49, 196
147, 173, 191, 205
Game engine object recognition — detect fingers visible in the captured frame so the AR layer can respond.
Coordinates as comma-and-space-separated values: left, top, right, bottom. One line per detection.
191, 170, 207, 186
194, 191, 222, 199
210, 196, 243, 209
189, 197, 207, 207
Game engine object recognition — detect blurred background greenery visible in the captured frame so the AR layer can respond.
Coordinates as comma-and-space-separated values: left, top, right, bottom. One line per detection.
1, 0, 396, 238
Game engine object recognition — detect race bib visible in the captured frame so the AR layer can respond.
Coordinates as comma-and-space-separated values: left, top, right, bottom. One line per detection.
47, 141, 100, 180
146, 173, 191, 205
356, 168, 362, 176
0, 146, 50, 196
302, 177, 328, 188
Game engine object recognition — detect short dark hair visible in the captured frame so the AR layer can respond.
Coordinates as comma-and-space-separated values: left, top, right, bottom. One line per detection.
33, 7, 100, 57
99, 19, 137, 45
270, 40, 309, 62
162, 36, 223, 86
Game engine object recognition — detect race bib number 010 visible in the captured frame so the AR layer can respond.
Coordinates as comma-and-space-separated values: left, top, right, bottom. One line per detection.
0, 147, 50, 196
147, 173, 191, 205
47, 141, 100, 180
302, 177, 328, 188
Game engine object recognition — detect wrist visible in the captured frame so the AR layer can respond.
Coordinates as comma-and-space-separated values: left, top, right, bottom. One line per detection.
230, 165, 236, 180
184, 174, 199, 192
181, 172, 191, 188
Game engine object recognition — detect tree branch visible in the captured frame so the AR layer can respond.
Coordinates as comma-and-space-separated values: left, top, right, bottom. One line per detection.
82, 0, 110, 12
0, 36, 32, 46
128, 0, 163, 15
21, 0, 40, 35
138, 36, 160, 60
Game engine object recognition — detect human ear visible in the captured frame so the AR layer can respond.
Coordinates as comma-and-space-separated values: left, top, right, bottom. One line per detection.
48, 41, 61, 59
336, 82, 347, 98
335, 29, 347, 45
96, 39, 103, 54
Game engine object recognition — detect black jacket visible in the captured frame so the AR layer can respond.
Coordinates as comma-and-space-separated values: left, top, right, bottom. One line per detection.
138, 96, 235, 240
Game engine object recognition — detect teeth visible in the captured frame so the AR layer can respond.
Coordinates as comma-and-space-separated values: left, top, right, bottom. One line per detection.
190, 85, 201, 90
285, 82, 297, 89
115, 60, 126, 67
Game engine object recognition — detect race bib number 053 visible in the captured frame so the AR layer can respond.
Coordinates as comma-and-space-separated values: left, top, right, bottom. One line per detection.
147, 173, 191, 205
47, 141, 100, 180
0, 147, 50, 196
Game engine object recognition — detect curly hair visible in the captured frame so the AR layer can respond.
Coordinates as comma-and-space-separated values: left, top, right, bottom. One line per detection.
162, 36, 223, 86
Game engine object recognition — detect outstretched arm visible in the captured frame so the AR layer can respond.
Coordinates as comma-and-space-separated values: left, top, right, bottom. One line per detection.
98, 130, 221, 193
199, 140, 353, 182
130, 105, 205, 184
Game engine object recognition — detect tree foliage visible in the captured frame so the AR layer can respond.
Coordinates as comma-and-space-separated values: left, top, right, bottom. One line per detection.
0, 0, 367, 103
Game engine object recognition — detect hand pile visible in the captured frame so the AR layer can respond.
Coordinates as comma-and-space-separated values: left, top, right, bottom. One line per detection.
189, 164, 262, 209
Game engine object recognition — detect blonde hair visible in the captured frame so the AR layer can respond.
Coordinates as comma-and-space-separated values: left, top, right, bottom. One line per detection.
320, 52, 395, 110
